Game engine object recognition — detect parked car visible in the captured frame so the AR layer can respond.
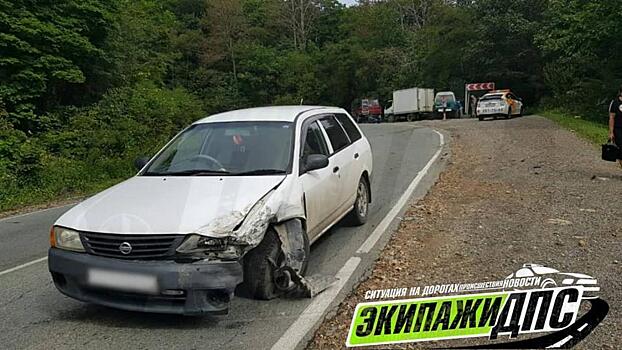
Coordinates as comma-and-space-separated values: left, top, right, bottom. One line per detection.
434, 91, 462, 119
48, 106, 373, 315
352, 98, 382, 123
476, 90, 524, 121
384, 87, 434, 122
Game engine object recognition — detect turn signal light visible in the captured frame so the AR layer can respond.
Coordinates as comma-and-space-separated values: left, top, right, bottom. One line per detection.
50, 226, 56, 247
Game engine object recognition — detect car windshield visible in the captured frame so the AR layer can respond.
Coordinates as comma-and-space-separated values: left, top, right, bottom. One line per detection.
435, 94, 455, 104
143, 121, 293, 176
480, 94, 504, 101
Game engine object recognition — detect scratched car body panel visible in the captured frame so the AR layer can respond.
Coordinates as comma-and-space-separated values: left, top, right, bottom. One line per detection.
48, 106, 373, 315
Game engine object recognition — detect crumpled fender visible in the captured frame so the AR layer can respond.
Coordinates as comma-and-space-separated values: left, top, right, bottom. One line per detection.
273, 219, 336, 298
194, 175, 334, 298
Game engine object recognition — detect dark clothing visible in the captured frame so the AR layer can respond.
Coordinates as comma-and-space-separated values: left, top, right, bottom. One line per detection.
610, 98, 622, 148
609, 98, 622, 129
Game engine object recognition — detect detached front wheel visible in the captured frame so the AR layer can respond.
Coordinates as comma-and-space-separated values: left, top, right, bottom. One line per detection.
241, 228, 310, 300
347, 176, 370, 226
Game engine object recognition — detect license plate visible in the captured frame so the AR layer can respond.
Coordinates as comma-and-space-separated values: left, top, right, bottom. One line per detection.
87, 268, 158, 294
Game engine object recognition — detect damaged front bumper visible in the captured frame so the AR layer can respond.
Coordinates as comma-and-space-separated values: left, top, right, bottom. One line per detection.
48, 248, 243, 315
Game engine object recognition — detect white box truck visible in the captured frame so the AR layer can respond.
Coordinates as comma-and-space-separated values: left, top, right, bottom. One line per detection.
384, 88, 434, 122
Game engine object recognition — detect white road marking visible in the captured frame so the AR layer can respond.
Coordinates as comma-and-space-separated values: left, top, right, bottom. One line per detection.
357, 130, 445, 254
546, 335, 573, 348
272, 129, 446, 349
271, 257, 361, 350
577, 322, 589, 332
0, 256, 47, 277
0, 203, 74, 223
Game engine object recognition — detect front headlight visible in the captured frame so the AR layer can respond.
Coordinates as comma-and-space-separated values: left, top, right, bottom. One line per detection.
51, 226, 85, 252
176, 235, 240, 260
176, 235, 227, 254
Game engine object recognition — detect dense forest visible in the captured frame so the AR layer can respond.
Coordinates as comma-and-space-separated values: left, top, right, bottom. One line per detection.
1, 0, 621, 210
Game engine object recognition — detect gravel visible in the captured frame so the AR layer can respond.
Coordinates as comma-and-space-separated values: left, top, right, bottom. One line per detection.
307, 116, 621, 349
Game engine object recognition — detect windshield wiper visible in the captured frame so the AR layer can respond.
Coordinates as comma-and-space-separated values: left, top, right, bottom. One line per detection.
232, 169, 287, 176
144, 169, 230, 176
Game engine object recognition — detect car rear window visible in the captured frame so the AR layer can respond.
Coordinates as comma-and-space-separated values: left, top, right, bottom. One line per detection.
320, 116, 350, 153
335, 114, 362, 142
480, 94, 503, 101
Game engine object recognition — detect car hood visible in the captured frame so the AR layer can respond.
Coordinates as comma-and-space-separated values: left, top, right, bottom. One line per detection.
55, 175, 286, 235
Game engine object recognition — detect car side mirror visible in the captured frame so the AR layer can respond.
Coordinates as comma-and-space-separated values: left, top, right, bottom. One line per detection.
304, 154, 329, 172
134, 156, 150, 170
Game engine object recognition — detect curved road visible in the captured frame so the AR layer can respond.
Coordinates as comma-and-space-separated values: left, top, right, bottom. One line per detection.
0, 124, 445, 350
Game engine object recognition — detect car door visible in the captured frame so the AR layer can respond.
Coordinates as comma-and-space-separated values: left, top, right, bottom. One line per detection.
334, 113, 365, 206
299, 119, 340, 239
318, 115, 354, 218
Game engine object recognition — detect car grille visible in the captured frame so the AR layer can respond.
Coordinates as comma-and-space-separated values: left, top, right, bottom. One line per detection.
81, 232, 185, 260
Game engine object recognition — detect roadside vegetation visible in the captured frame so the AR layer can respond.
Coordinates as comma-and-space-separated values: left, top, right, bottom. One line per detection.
1, 0, 621, 211
541, 110, 609, 146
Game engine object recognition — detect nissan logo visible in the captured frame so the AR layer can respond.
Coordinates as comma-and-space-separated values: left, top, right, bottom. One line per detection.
119, 242, 132, 255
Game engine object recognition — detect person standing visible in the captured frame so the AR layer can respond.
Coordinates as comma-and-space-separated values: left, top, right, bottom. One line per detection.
608, 87, 622, 167
470, 95, 478, 118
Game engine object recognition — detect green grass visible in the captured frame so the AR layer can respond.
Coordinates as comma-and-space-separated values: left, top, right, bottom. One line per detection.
0, 156, 133, 213
540, 109, 609, 146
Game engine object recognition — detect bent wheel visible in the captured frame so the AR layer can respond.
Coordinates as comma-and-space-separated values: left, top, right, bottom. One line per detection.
241, 228, 309, 300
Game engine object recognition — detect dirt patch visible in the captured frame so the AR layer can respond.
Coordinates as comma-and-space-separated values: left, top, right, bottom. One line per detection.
308, 116, 621, 349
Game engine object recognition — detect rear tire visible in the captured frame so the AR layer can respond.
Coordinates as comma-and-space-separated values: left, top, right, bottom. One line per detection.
346, 176, 370, 226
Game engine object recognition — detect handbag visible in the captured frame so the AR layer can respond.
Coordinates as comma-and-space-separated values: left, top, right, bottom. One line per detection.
602, 139, 620, 162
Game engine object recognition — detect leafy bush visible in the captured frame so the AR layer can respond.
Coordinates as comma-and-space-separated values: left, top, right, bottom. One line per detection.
0, 82, 205, 211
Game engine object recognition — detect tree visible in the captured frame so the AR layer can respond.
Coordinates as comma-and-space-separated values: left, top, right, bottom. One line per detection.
391, 0, 436, 31
202, 0, 247, 91
536, 0, 622, 115
0, 0, 115, 132
107, 0, 180, 85
281, 0, 321, 50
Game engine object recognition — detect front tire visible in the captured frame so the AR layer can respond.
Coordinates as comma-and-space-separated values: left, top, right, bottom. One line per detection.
241, 229, 309, 300
346, 176, 370, 226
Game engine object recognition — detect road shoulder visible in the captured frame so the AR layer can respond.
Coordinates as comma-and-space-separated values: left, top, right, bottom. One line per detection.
308, 116, 621, 349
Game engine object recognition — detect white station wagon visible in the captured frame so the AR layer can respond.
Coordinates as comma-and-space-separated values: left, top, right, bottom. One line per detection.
48, 106, 373, 315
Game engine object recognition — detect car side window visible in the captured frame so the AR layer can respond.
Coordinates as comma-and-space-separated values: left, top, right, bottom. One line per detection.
301, 121, 329, 159
319, 115, 350, 153
335, 113, 362, 142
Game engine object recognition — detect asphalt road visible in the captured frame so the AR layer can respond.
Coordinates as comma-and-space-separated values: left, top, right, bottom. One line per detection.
0, 123, 445, 350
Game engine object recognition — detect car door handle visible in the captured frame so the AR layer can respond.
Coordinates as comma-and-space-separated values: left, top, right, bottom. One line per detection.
333, 166, 340, 173
354, 153, 359, 159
